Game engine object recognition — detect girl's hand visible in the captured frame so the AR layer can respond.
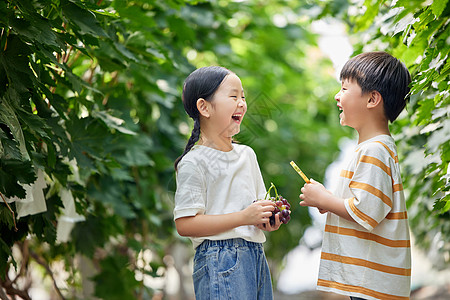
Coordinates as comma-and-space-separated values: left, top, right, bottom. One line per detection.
257, 212, 282, 231
242, 200, 275, 226
299, 178, 331, 209
317, 208, 328, 214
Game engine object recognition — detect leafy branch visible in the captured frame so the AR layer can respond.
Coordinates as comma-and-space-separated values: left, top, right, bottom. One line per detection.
0, 192, 17, 232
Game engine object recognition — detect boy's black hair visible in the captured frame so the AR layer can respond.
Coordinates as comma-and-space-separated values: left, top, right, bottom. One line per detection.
340, 51, 411, 122
174, 66, 232, 170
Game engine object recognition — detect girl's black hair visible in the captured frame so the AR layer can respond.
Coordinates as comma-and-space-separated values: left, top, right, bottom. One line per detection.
174, 66, 232, 170
340, 51, 411, 122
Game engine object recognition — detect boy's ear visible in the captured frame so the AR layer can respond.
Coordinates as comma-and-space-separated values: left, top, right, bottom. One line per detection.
367, 90, 383, 109
197, 98, 211, 118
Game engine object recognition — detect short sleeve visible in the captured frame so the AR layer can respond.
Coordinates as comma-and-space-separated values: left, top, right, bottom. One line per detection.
249, 148, 267, 200
173, 160, 207, 220
344, 143, 394, 231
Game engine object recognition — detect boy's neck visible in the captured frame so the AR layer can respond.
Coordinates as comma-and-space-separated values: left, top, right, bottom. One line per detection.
356, 118, 391, 144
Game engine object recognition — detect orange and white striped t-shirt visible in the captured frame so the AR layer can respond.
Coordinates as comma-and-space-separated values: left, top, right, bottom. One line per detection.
317, 135, 411, 300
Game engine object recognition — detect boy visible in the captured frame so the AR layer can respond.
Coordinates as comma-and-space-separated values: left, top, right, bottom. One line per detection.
299, 52, 412, 300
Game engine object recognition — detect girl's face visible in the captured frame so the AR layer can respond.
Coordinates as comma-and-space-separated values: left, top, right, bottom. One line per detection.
335, 78, 368, 130
209, 73, 247, 137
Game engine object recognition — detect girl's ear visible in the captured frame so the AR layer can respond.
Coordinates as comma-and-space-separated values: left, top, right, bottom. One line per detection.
197, 98, 211, 118
367, 90, 383, 109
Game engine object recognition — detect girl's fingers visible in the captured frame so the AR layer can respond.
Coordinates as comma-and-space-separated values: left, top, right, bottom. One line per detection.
274, 214, 282, 230
274, 213, 280, 225
263, 205, 276, 212
259, 200, 275, 206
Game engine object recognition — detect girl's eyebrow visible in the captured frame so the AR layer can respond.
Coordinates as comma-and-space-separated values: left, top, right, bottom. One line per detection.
229, 89, 245, 96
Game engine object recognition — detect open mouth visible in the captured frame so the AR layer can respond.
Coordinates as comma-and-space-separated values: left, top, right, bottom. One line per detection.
232, 114, 242, 123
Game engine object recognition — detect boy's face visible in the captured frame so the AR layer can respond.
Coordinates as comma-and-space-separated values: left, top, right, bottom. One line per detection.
335, 78, 369, 130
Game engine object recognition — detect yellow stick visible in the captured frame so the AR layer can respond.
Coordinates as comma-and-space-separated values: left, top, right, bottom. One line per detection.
290, 161, 310, 183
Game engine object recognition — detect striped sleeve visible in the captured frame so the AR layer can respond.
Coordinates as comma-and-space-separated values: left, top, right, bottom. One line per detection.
344, 143, 394, 231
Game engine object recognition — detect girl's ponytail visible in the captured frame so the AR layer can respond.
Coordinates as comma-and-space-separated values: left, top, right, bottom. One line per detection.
174, 118, 200, 170
174, 66, 231, 171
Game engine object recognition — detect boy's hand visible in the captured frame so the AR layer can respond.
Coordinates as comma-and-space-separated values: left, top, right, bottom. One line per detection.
257, 213, 282, 231
299, 179, 331, 210
242, 200, 275, 226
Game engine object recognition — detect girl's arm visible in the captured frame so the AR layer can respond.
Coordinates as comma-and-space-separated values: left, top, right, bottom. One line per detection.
175, 200, 275, 237
299, 179, 354, 222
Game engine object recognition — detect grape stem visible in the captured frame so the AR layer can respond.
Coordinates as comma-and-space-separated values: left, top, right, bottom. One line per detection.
264, 182, 279, 200
271, 182, 279, 198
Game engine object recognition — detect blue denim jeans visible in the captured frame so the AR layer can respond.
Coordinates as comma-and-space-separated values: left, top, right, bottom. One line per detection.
193, 238, 273, 300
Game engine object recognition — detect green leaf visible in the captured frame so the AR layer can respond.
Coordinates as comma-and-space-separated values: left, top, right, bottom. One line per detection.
66, 116, 108, 169
431, 0, 449, 17
14, 106, 51, 140
0, 35, 35, 93
0, 237, 14, 280
46, 141, 56, 168
0, 95, 30, 160
435, 59, 450, 83
32, 213, 57, 245
433, 194, 450, 213
91, 110, 137, 135
0, 128, 22, 160
400, 44, 424, 67
414, 98, 434, 125
93, 254, 140, 300
0, 159, 35, 198
0, 205, 15, 230
31, 93, 53, 119
72, 214, 122, 257
61, 0, 108, 38
355, 0, 382, 31
87, 176, 136, 218
413, 7, 436, 32
9, 13, 62, 50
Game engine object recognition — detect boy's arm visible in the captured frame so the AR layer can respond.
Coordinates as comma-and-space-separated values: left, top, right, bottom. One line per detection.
299, 179, 354, 222
175, 200, 276, 237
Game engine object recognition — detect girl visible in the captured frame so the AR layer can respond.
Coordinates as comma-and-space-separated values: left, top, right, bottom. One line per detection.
174, 66, 281, 299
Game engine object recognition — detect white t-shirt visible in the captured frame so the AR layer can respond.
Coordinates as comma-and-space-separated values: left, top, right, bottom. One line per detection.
174, 143, 267, 248
317, 135, 411, 300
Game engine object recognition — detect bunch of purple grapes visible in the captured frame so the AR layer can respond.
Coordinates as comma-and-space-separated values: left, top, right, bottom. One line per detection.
266, 183, 291, 225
